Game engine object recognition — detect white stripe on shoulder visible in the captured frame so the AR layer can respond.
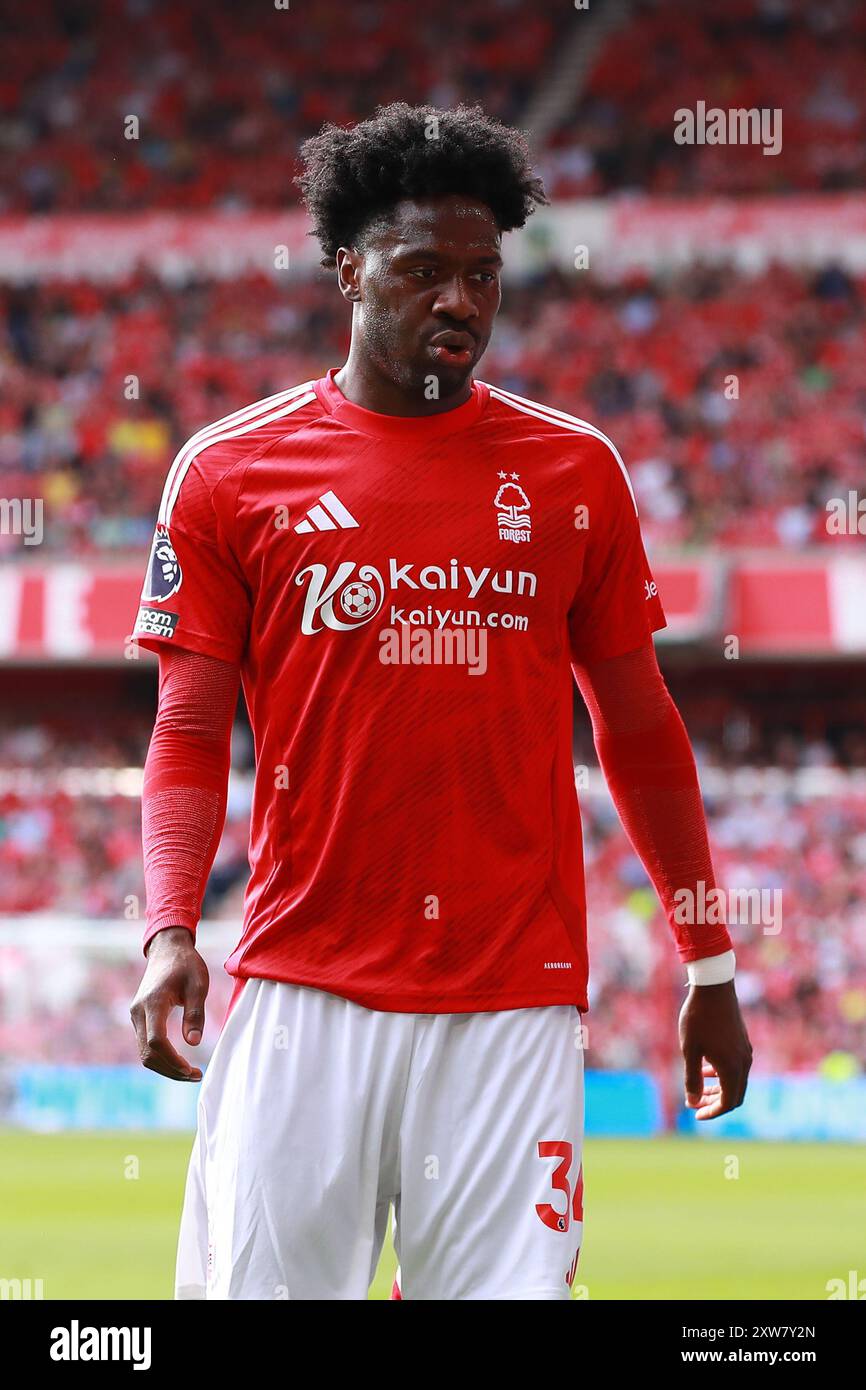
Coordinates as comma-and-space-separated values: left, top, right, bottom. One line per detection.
485, 383, 638, 514
158, 382, 317, 525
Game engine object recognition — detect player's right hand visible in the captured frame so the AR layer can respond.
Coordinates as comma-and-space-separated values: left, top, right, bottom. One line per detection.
130, 926, 210, 1082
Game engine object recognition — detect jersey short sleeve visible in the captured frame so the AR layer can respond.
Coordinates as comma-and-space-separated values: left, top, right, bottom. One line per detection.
127, 452, 251, 664
568, 438, 666, 664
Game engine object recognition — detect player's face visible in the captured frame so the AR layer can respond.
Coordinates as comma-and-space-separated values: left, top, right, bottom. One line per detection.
342, 195, 503, 396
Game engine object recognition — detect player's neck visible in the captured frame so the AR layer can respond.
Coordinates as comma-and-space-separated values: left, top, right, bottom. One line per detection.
333, 352, 473, 419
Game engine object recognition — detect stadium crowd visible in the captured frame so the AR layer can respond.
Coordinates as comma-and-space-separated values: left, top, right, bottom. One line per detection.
3, 0, 562, 214
2, 260, 864, 556
2, 0, 865, 1115
1, 719, 864, 1081
547, 0, 865, 197
3, 0, 863, 212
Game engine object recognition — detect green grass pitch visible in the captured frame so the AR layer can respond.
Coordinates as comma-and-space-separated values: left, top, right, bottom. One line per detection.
1, 1130, 860, 1300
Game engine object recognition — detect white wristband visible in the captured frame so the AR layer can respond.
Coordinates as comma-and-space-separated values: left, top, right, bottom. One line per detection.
686, 950, 736, 986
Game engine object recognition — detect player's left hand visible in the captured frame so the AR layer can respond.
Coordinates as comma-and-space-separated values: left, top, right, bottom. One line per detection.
678, 980, 752, 1120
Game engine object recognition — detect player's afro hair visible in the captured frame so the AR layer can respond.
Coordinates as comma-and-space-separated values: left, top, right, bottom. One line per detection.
295, 102, 548, 268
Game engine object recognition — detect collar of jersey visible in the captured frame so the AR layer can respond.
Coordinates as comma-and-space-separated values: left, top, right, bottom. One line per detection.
315, 367, 489, 438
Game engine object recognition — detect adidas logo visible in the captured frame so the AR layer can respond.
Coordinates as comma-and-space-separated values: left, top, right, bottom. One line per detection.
294, 491, 360, 533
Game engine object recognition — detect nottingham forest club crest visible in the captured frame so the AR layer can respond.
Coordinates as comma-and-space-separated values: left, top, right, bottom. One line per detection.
142, 524, 182, 602
494, 478, 531, 543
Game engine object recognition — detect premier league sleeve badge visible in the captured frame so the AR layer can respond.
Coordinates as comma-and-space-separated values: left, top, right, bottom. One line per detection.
142, 524, 183, 603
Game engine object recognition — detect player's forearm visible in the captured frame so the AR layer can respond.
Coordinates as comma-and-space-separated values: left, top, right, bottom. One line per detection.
573, 641, 734, 968
142, 734, 231, 949
591, 711, 733, 963
140, 647, 240, 954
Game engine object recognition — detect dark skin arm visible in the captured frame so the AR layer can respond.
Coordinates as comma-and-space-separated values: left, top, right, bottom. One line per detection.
679, 978, 752, 1120
130, 926, 209, 1082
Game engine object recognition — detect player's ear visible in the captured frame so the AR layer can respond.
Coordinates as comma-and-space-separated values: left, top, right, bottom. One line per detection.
335, 247, 362, 303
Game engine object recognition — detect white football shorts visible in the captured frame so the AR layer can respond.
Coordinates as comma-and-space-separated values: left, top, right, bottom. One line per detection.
175, 977, 585, 1300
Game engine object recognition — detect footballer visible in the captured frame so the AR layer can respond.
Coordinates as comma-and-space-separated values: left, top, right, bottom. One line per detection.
129, 102, 752, 1301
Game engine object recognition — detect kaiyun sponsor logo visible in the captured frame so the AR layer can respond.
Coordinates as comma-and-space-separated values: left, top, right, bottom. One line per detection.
296, 557, 538, 634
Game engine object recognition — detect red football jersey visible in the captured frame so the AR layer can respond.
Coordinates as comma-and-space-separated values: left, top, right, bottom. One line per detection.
130, 370, 666, 1011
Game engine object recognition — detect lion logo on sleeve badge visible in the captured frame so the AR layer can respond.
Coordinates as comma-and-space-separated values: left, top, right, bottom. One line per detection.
142, 524, 183, 602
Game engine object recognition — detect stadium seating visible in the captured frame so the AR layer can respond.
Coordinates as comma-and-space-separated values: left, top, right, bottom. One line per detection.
3, 0, 564, 213
5, 0, 863, 211
2, 262, 863, 555
1, 720, 863, 1074
544, 0, 866, 197
3, 0, 864, 1114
